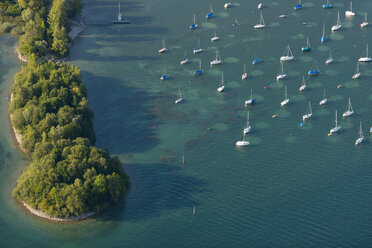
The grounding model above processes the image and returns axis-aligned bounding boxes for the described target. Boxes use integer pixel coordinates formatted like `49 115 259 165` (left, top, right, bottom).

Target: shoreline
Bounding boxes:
10 19 94 222
23 202 95 222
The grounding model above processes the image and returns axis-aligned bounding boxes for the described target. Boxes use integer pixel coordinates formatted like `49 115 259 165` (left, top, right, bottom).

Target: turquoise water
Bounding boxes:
2 0 372 247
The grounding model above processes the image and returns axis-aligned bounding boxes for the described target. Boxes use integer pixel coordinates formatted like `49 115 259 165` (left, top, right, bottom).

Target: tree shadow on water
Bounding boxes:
94 162 208 224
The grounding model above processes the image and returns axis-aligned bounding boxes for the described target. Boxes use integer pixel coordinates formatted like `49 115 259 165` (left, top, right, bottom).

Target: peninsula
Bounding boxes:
1 0 128 220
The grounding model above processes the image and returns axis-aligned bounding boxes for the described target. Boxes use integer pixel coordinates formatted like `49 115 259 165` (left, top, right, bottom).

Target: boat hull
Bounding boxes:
308 70 320 76
331 25 341 31
358 57 372 62
236 141 250 146
330 126 341 134
319 99 328 105
280 56 294 61
245 99 256 105
294 5 303 10
302 47 311 52
343 111 353 117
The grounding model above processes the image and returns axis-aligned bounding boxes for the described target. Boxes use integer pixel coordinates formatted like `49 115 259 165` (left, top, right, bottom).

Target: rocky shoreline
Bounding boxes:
23 202 95 222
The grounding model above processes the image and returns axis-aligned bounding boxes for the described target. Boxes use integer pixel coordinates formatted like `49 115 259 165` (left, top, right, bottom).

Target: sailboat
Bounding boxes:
322 0 332 9
224 3 232 9
276 62 287 80
236 133 250 147
194 60 203 75
302 101 313 120
211 31 220 42
189 14 198 29
175 88 183 104
193 39 203 54
302 36 311 52
180 50 189 65
113 3 130 24
158 40 167 53
217 73 225 92
160 65 168 80
343 98 354 117
294 0 303 10
319 89 328 105
210 49 222 66
329 110 341 134
361 13 369 27
299 75 307 92
308 60 320 76
244 111 252 134
254 11 266 29
345 2 355 17
325 50 334 64
280 44 295 61
355 121 365 145
258 3 263 9
358 44 372 62
331 11 342 31
232 18 240 27
352 62 361 79
241 64 248 79
280 85 290 106
245 89 255 105
206 5 214 19
252 58 260 65
321 23 326 43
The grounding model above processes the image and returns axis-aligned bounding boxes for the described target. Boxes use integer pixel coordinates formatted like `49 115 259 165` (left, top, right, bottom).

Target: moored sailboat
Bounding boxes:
280 85 290 106
211 31 220 42
175 88 183 104
180 50 189 65
361 13 369 27
254 11 266 29
302 36 311 52
242 64 248 79
308 60 320 76
217 73 225 92
329 110 341 134
322 0 332 9
236 133 250 147
206 5 214 19
294 0 303 10
325 50 334 64
276 62 287 80
321 23 327 43
343 98 354 117
210 49 222 66
280 44 295 61
245 89 255 105
158 40 167 53
193 39 203 54
302 101 313 120
358 44 372 62
189 14 198 29
244 111 252 134
319 89 328 105
299 75 307 92
331 11 342 31
194 60 203 75
352 62 361 79
160 65 168 80
355 121 365 145
345 1 355 17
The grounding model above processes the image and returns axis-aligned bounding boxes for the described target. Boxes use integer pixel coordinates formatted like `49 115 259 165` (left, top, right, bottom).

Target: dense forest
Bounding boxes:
4 0 128 218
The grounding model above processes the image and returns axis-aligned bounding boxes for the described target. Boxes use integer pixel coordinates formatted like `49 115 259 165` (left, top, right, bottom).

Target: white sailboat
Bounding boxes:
329 110 341 134
352 62 361 79
358 44 372 62
258 3 263 9
158 40 167 53
361 13 369 27
342 98 354 117
180 50 189 65
355 121 365 145
224 3 232 9
254 11 266 29
302 101 313 120
280 85 290 106
299 75 307 92
345 1 355 17
211 31 220 42
113 3 130 24
331 11 342 31
193 39 203 54
241 64 248 80
236 133 250 147
280 44 295 61
210 49 222 66
245 89 255 105
175 88 183 104
217 73 225 92
244 111 252 134
276 62 287 80
319 89 328 105
325 50 334 64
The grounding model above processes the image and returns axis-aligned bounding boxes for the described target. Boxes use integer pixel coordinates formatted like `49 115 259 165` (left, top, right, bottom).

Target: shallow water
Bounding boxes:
1 0 372 247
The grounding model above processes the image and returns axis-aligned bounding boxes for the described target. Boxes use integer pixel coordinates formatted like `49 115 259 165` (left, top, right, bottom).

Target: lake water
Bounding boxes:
1 0 372 247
